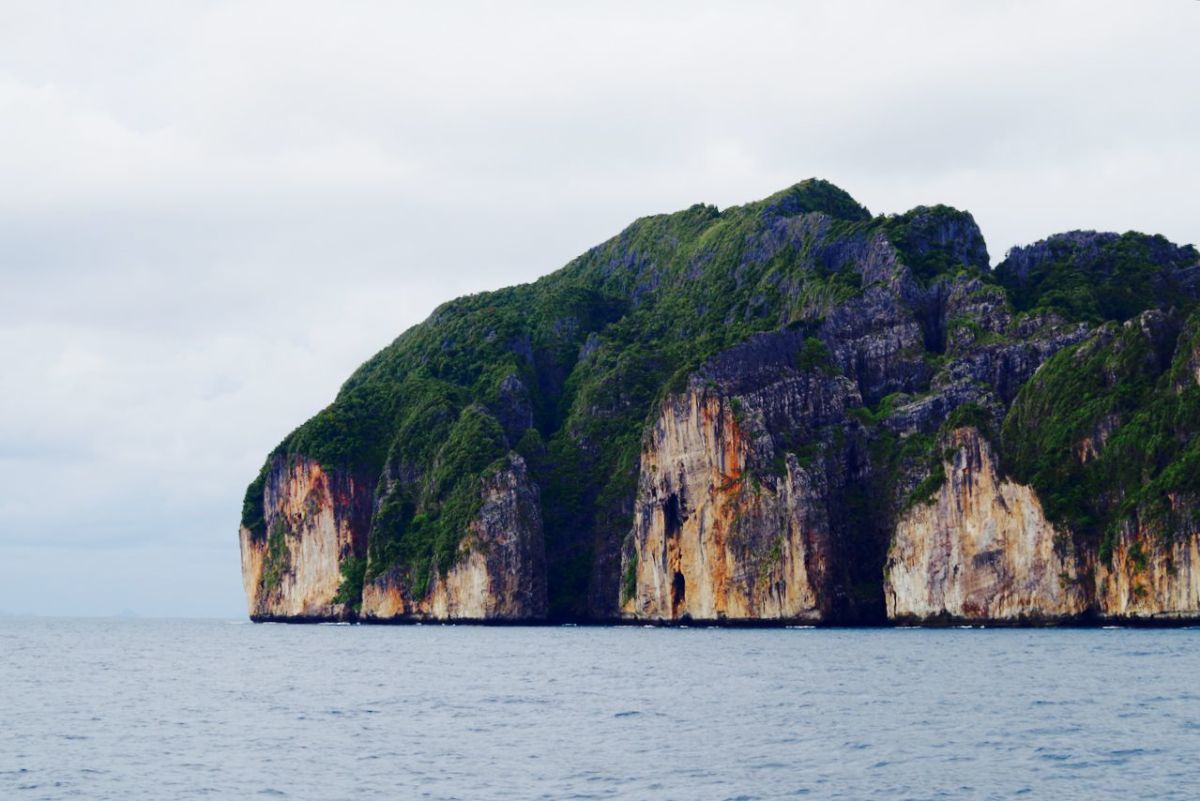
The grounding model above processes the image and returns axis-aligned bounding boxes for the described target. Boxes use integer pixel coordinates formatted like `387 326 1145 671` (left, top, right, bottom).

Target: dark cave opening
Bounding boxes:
664 493 682 539
671 571 686 615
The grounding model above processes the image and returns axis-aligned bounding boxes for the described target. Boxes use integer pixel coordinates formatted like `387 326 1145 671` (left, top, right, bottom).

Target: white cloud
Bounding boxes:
0 0 1197 616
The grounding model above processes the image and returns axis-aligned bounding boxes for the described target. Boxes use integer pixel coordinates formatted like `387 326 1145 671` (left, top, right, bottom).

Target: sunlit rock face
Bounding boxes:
240 456 372 620
621 370 851 623
885 428 1087 623
1095 519 1200 621
360 455 547 621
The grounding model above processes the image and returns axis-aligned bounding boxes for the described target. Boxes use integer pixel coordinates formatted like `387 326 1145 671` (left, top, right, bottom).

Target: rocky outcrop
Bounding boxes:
885 428 1087 622
820 283 931 405
1177 330 1200 391
1096 522 1200 621
360 455 546 621
239 455 372 620
621 366 853 622
1073 414 1121 464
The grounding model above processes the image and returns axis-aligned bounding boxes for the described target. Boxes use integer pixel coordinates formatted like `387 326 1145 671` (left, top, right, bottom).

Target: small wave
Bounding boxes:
1108 748 1149 757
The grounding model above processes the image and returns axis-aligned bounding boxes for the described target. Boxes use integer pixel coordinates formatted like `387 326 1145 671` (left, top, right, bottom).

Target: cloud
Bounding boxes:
0 0 1196 616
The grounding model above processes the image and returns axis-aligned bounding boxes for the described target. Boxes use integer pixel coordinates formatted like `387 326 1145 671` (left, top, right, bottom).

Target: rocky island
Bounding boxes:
239 180 1200 625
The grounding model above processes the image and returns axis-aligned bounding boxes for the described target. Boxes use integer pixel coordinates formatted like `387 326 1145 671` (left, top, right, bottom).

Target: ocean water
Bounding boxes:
2 620 1199 800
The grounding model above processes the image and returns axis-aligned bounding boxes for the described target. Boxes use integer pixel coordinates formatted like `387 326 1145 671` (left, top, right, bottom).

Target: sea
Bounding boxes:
2 618 1198 800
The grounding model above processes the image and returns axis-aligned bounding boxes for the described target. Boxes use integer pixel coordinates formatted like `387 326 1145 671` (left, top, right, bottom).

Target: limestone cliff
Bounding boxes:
621 383 838 622
1095 523 1200 621
239 455 372 620
360 455 546 621
885 428 1087 623
1087 331 1200 616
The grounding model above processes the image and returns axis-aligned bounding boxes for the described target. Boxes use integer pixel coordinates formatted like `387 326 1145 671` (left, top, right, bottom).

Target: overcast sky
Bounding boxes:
1 1 1197 618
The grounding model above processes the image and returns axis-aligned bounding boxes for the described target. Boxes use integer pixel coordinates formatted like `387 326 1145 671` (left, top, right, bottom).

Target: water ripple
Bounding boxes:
2 620 1200 800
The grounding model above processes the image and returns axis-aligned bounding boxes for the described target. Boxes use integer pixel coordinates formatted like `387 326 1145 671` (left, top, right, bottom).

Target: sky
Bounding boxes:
1 1 1197 618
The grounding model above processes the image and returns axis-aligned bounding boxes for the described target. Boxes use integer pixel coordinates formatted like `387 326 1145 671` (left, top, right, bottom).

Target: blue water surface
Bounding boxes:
2 619 1198 800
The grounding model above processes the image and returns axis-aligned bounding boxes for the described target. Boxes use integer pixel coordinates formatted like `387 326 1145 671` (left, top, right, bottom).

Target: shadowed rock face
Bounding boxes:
885 428 1087 623
360 455 546 621
239 180 1200 625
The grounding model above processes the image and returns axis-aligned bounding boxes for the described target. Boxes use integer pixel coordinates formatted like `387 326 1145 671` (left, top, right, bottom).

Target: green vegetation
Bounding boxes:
621 548 638 605
880 404 998 513
366 404 510 595
907 460 947 509
795 336 833 372
240 460 270 540
1128 540 1149 573
754 179 872 222
261 519 290 593
848 393 906 426
943 402 997 442
332 555 367 611
1002 312 1200 555
881 205 991 285
996 232 1198 324
762 536 784 573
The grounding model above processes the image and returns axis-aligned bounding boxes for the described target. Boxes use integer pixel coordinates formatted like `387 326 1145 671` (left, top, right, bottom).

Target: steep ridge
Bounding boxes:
238 180 1200 624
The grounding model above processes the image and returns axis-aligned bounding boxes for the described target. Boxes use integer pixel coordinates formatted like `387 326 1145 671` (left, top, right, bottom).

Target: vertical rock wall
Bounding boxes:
360 455 547 621
1095 522 1200 620
885 428 1087 622
622 387 833 622
239 455 372 620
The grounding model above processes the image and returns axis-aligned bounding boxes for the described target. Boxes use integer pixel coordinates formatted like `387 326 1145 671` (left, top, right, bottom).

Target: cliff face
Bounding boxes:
360 455 547 621
239 179 1200 625
239 455 372 620
1089 329 1200 619
886 428 1086 622
1095 521 1200 620
622 383 839 622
